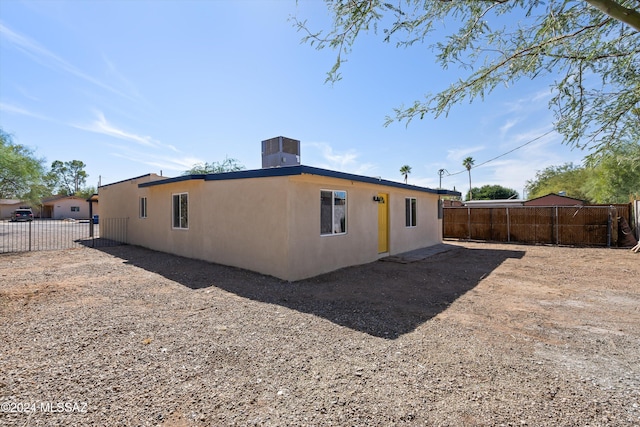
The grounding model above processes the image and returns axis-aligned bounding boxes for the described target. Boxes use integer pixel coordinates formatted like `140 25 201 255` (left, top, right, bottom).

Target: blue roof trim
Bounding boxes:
100 173 159 188
138 174 206 187
139 165 461 196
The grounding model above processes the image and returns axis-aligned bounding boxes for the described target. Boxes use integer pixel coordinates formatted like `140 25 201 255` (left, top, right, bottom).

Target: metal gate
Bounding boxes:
0 218 128 253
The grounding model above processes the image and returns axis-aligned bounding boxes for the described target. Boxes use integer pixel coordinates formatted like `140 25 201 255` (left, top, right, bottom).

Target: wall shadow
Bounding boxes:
96 245 524 339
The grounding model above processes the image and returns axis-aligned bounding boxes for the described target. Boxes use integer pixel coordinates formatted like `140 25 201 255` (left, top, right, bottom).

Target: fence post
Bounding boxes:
555 206 559 245
506 207 511 243
91 219 96 248
607 206 612 248
467 207 471 240
28 220 32 251
636 200 640 241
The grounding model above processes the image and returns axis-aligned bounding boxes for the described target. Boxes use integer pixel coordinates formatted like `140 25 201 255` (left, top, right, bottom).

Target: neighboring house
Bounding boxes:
2 196 99 220
524 193 586 206
99 167 460 281
0 199 23 219
41 195 97 220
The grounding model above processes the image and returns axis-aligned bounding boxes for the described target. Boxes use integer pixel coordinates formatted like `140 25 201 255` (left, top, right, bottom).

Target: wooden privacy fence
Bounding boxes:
443 204 632 247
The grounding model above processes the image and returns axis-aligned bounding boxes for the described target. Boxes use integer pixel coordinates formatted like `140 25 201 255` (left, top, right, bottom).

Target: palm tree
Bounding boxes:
462 157 475 200
400 165 412 184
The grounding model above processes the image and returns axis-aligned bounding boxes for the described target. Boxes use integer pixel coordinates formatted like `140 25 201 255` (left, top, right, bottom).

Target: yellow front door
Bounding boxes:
377 193 389 253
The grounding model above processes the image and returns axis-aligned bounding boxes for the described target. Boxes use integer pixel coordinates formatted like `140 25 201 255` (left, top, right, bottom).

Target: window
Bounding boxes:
71 206 80 212
172 193 188 229
321 190 347 235
405 197 417 227
140 197 148 218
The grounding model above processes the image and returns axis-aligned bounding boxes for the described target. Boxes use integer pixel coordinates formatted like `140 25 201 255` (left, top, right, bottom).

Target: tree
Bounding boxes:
584 141 640 203
524 163 592 201
462 157 475 200
295 1 640 158
525 139 639 203
183 157 245 175
45 160 88 195
399 164 412 184
467 185 519 201
76 186 97 200
0 128 46 201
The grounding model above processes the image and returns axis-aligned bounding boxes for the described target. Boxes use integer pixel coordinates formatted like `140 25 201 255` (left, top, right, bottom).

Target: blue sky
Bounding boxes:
1 0 587 198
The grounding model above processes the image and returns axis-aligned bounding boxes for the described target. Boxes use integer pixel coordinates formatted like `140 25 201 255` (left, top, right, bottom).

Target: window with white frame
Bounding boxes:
320 190 347 235
172 193 188 229
71 206 80 212
140 197 148 218
405 197 417 227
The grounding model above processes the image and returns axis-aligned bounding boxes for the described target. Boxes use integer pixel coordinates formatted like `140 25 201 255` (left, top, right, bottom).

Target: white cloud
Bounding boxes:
499 119 518 137
483 159 532 188
74 110 156 147
511 126 560 153
15 85 40 102
0 22 133 101
112 154 198 173
303 141 377 175
74 110 179 153
446 145 485 162
0 102 50 121
532 88 553 103
407 176 440 189
499 88 553 117
84 113 201 176
109 144 203 175
102 54 144 102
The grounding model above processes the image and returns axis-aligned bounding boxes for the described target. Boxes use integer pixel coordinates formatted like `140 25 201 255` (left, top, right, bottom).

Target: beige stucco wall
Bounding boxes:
0 201 22 219
99 174 291 278
285 174 442 280
98 174 163 243
99 172 444 281
46 197 91 220
141 177 291 279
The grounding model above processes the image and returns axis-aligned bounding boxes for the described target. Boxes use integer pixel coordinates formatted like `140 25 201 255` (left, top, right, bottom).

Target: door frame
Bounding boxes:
377 192 389 254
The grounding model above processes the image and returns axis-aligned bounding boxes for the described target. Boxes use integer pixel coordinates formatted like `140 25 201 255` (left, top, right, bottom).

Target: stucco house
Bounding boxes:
0 199 23 219
41 195 97 220
2 196 99 220
98 166 460 281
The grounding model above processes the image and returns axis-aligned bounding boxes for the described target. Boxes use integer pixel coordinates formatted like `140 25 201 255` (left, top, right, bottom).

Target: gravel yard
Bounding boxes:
1 242 639 426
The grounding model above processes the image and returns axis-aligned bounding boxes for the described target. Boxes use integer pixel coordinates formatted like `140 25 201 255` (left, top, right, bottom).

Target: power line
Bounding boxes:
444 129 556 177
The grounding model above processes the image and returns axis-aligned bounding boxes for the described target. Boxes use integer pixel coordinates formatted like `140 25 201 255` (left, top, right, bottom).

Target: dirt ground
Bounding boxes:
1 241 639 426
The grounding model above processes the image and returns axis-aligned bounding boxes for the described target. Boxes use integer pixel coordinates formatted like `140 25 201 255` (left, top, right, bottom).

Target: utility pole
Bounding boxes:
437 169 448 188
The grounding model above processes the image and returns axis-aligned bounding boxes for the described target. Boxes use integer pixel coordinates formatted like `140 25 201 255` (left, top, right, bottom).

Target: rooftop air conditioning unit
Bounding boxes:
261 136 300 168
